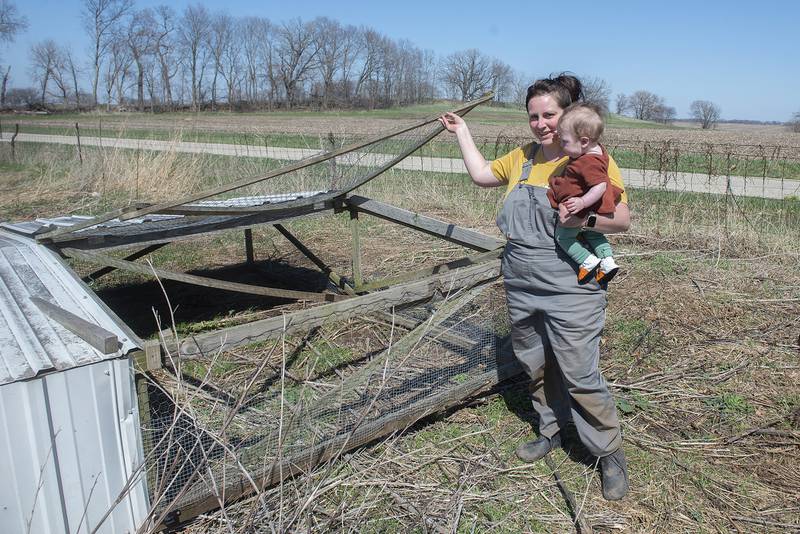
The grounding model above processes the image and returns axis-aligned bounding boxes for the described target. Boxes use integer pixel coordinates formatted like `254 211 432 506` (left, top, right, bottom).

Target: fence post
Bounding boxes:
349 209 362 289
10 123 18 160
75 122 83 164
327 131 337 187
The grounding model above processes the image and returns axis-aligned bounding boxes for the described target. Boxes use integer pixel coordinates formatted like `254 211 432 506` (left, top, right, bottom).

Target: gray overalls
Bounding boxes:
497 149 622 457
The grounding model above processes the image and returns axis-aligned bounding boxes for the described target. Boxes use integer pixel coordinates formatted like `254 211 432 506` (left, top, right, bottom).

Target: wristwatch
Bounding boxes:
585 212 597 228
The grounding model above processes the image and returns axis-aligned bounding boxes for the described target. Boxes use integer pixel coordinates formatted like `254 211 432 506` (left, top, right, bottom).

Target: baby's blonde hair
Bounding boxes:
558 103 604 142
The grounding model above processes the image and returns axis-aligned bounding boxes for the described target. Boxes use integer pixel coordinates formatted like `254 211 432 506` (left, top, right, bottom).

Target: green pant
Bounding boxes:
555 226 613 265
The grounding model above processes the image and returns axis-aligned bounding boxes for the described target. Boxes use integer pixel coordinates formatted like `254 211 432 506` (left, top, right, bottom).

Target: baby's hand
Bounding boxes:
564 197 585 214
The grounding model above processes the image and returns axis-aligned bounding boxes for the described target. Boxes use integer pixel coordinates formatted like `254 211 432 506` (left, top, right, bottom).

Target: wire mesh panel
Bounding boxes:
138 281 516 524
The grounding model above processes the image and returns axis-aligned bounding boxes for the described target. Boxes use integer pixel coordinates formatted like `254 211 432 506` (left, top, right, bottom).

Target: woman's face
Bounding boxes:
527 94 564 146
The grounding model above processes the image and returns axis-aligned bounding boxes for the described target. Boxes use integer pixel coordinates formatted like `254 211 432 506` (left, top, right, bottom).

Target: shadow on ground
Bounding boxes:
94 259 331 338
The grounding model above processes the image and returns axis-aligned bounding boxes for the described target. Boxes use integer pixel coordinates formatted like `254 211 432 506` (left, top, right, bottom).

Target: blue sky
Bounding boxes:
3 0 798 122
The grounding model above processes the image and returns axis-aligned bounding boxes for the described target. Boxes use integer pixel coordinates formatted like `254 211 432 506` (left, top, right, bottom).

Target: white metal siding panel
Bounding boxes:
0 360 149 534
0 380 64 534
113 359 150 525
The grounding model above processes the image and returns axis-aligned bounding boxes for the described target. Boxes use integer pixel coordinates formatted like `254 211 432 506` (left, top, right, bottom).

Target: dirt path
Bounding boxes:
3 132 798 200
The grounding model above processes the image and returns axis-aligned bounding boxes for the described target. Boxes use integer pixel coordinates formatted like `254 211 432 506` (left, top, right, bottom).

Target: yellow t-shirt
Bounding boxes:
490 142 629 204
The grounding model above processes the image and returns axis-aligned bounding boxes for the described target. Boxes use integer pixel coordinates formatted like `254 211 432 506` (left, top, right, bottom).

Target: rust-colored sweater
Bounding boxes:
547 145 623 217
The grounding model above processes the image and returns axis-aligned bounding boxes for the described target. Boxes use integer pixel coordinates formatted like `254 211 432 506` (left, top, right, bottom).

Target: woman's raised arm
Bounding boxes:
439 112 502 188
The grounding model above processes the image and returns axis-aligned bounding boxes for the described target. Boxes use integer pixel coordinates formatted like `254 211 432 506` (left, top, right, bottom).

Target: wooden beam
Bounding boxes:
349 209 362 289
244 229 254 264
30 296 119 354
144 339 162 370
345 195 504 252
62 248 348 303
273 224 355 295
359 248 503 292
82 243 168 282
46 198 336 251
168 259 501 357
38 94 494 242
373 311 475 350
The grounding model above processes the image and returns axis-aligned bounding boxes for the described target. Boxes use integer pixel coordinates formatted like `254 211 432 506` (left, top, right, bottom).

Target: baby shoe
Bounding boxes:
578 255 601 283
596 257 620 284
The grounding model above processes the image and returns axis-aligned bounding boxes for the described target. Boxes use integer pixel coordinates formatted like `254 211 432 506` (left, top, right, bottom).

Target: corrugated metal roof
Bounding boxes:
0 193 327 237
0 213 182 236
0 230 139 385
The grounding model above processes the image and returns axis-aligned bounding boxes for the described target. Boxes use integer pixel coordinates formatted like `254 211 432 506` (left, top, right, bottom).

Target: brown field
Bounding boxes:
1 110 799 532
8 110 800 150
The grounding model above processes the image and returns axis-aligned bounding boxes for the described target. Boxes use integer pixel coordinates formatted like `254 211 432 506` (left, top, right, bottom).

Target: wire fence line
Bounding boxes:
3 122 798 253
2 127 799 198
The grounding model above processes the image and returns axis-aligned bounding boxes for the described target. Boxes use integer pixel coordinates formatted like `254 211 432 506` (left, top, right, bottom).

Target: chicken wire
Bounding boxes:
138 281 516 522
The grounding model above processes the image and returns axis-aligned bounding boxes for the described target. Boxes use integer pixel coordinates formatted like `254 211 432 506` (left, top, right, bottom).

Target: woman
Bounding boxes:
439 73 630 500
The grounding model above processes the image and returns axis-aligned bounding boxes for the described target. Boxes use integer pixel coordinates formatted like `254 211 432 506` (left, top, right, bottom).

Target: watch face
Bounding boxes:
587 214 597 227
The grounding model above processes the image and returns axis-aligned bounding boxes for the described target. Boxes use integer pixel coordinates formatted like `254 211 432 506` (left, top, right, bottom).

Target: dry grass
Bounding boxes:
123 212 799 534
1 129 798 533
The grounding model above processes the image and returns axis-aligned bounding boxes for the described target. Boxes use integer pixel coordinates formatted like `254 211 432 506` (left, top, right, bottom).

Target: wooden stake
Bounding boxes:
75 122 83 164
244 229 254 264
30 296 119 354
273 224 355 295
349 209 362 289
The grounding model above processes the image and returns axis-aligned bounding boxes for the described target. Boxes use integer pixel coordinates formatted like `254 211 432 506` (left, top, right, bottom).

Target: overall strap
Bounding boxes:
519 143 540 184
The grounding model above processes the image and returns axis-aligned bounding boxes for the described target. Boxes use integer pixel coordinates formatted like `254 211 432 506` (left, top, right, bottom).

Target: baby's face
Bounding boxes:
558 130 585 159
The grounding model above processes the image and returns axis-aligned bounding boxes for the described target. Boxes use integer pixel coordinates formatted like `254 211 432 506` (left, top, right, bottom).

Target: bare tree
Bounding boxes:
690 99 721 129
275 18 319 109
103 38 131 110
353 28 382 106
789 111 800 133
652 104 676 124
581 76 611 114
0 0 27 43
207 12 236 110
153 5 178 110
313 17 345 109
441 49 492 101
64 48 83 109
126 8 157 111
614 93 629 115
338 24 361 102
628 90 667 121
1 0 28 107
82 0 134 107
239 17 264 105
217 18 243 110
179 4 212 111
489 59 514 103
1 65 10 107
29 40 58 105
48 46 73 106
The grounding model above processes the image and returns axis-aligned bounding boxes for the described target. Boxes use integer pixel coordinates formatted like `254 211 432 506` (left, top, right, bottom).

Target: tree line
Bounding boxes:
1 0 774 130
3 0 530 112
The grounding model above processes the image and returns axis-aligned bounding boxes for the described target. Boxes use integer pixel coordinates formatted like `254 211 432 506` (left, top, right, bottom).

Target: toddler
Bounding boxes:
548 103 623 284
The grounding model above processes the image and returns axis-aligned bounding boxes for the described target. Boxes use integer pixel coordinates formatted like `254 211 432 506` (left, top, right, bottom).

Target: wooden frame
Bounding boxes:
18 94 523 530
